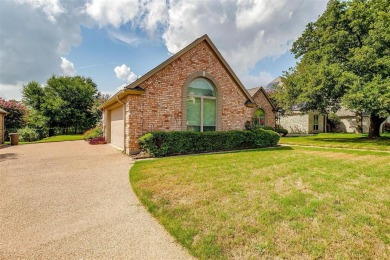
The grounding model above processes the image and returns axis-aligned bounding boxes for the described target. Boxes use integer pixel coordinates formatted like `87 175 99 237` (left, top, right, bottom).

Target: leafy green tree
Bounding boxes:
22 81 45 110
0 97 27 130
22 76 99 133
275 0 390 138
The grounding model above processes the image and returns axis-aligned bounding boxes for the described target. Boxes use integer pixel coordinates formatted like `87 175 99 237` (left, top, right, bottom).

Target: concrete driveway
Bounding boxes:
0 141 192 259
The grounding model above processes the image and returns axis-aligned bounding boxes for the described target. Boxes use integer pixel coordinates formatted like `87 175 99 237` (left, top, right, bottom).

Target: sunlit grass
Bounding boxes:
131 146 390 259
280 133 390 151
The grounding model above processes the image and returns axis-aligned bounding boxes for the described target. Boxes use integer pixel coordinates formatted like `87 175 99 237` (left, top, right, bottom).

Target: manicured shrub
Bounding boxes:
276 127 288 136
83 126 103 140
17 127 40 142
139 129 280 157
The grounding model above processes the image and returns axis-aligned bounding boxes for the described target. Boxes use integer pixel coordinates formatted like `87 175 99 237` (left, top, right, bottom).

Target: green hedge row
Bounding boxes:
139 129 280 157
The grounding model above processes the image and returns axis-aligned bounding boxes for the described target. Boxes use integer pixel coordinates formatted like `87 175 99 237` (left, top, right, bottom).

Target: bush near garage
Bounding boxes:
139 129 280 157
83 126 103 140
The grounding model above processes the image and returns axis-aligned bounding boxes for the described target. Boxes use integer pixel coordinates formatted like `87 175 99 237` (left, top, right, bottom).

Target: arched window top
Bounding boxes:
188 78 216 97
255 108 265 117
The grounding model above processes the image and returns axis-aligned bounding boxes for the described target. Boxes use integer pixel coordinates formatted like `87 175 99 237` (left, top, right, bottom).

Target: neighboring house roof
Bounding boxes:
247 87 261 96
100 34 255 109
266 76 282 90
0 108 8 114
336 106 356 117
247 86 277 111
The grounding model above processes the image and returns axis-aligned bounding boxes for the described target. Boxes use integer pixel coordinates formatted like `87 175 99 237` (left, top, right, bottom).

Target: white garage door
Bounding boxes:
110 106 124 149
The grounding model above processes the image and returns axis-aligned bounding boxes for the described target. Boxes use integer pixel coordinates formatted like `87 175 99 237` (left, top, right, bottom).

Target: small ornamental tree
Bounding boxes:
0 97 27 130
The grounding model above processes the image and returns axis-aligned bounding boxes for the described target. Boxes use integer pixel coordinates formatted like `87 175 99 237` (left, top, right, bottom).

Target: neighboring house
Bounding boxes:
99 35 275 154
0 108 7 144
279 110 327 134
261 77 372 134
336 106 370 133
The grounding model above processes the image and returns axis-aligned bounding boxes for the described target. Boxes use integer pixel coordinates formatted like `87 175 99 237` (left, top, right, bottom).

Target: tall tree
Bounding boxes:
22 76 99 132
275 0 390 138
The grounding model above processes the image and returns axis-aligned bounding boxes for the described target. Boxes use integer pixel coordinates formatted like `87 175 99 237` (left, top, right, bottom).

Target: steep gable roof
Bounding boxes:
247 87 261 96
100 34 255 109
0 108 8 114
249 86 277 111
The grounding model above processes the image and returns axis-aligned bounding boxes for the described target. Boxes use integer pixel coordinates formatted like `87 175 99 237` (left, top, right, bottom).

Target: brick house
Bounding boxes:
0 108 7 144
99 34 276 154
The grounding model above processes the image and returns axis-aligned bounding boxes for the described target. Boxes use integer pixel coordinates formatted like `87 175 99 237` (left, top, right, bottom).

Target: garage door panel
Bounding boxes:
110 106 124 149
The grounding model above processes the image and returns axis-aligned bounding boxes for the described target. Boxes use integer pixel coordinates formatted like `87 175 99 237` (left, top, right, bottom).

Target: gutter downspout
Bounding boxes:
117 95 126 153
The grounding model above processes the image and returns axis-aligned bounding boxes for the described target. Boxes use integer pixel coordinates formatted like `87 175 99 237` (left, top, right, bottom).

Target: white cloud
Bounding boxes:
162 0 327 86
1 0 328 100
14 0 65 22
108 29 140 46
60 57 76 76
114 64 137 83
242 71 274 89
114 64 131 80
0 0 86 86
85 0 139 27
0 82 24 101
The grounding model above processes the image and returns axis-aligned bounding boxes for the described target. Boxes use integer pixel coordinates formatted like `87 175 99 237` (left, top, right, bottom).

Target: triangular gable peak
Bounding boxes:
100 34 255 109
251 86 277 111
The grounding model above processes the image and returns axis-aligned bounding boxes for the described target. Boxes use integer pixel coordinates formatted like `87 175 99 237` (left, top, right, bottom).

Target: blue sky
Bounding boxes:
0 0 327 100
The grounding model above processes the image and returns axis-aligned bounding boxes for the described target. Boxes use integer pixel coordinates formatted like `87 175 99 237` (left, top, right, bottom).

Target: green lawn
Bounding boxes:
131 147 390 259
5 134 84 145
280 133 390 151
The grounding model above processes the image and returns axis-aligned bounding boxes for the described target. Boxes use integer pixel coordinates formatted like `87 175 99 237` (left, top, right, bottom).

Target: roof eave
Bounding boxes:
98 88 145 109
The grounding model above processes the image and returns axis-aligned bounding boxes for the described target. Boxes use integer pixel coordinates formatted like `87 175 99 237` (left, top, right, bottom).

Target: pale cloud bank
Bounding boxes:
0 0 327 100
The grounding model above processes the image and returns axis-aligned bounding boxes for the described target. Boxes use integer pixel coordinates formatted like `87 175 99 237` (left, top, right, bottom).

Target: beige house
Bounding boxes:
280 111 327 134
0 108 7 144
263 77 371 134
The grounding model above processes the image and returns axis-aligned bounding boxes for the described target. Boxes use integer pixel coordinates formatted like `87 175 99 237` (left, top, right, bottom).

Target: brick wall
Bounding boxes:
125 41 253 152
251 90 275 128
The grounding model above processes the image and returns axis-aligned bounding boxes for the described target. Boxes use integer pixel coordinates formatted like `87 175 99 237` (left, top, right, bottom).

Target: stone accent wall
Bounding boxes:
338 115 370 133
125 41 253 152
0 114 4 144
280 113 309 133
362 116 370 133
251 90 275 128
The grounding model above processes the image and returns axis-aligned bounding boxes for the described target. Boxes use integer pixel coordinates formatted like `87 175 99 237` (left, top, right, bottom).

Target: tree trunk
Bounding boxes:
368 114 385 138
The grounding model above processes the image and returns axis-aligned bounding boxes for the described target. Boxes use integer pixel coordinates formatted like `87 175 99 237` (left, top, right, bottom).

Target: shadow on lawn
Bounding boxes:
311 137 390 147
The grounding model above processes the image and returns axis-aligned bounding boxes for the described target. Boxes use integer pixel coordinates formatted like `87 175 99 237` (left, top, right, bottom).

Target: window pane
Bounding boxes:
188 78 215 97
203 126 216 132
203 98 216 126
187 97 201 126
188 125 201 132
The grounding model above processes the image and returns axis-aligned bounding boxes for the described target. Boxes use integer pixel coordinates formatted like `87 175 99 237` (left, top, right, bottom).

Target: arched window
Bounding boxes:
255 108 266 127
187 78 216 132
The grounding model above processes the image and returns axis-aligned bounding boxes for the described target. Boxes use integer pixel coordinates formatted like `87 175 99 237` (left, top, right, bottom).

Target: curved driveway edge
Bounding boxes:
0 141 193 259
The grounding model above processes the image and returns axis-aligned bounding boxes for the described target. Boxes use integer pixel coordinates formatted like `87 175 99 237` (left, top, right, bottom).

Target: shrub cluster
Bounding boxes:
17 127 40 142
244 120 288 136
139 129 280 157
83 126 103 140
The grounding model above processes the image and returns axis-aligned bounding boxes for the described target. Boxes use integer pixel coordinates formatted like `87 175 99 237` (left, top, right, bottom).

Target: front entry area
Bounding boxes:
110 106 124 149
